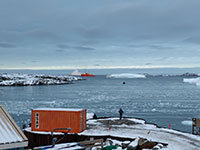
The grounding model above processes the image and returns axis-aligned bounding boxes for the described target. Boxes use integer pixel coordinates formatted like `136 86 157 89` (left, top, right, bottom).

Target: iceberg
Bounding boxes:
106 73 146 79
183 77 200 86
181 120 193 126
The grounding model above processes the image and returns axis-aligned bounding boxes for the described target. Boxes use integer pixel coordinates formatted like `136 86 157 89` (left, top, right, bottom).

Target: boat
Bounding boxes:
71 70 81 76
81 73 95 77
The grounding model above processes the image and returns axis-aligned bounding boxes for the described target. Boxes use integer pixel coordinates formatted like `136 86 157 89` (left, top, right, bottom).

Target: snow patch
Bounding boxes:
128 118 145 124
128 137 139 148
87 113 94 120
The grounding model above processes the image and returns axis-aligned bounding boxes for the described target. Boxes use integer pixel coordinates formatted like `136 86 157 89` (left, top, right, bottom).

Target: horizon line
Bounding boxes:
0 65 200 70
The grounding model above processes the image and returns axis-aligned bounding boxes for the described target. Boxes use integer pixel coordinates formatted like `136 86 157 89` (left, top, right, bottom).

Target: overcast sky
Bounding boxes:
1 0 200 69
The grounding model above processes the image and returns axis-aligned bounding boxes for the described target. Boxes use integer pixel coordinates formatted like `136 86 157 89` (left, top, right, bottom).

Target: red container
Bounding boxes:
31 108 86 133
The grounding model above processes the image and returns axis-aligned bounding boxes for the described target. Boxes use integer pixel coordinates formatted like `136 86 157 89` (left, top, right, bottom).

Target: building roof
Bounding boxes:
33 108 84 111
0 105 28 149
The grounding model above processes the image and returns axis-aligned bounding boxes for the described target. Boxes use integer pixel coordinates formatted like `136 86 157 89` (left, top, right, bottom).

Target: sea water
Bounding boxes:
0 69 200 133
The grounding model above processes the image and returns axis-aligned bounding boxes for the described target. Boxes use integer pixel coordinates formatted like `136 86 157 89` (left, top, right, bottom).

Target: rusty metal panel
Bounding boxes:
194 118 200 127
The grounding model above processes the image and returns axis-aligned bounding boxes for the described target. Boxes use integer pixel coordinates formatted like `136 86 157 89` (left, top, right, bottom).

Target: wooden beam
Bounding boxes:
79 139 104 149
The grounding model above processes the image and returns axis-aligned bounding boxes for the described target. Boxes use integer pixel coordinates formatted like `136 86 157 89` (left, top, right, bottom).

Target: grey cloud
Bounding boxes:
84 0 200 43
0 0 200 68
128 44 173 50
128 45 144 48
145 63 152 65
75 26 110 40
184 37 200 44
148 45 173 50
157 57 170 61
57 44 70 49
80 39 100 45
25 29 60 41
0 30 25 43
55 49 66 53
56 44 95 51
0 42 16 48
0 29 60 44
73 46 95 51
94 64 100 66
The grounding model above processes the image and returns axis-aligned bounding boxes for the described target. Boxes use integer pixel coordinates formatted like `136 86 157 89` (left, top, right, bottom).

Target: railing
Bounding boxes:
51 128 71 147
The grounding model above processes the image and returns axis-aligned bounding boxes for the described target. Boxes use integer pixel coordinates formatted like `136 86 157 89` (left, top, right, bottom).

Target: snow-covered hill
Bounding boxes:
0 73 82 86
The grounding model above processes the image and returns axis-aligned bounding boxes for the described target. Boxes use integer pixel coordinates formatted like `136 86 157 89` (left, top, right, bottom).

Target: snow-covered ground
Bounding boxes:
0 73 82 86
26 117 200 150
81 117 200 150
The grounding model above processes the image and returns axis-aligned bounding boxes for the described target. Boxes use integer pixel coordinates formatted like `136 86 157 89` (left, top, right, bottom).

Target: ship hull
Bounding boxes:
81 73 95 77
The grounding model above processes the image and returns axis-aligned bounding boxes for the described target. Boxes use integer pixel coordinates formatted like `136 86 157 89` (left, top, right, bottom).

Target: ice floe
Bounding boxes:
181 120 193 126
183 77 200 86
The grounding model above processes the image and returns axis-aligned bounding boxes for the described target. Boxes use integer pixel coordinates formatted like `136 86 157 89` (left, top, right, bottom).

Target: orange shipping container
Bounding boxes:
31 108 86 133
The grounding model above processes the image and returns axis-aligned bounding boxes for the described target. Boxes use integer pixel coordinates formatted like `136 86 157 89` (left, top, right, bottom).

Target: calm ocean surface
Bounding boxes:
0 69 200 133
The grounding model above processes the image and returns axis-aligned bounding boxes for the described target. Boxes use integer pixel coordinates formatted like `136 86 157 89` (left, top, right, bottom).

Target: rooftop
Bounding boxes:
32 108 85 111
0 105 28 149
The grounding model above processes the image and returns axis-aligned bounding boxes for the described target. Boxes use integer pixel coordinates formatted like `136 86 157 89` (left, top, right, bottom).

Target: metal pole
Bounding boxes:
51 128 71 147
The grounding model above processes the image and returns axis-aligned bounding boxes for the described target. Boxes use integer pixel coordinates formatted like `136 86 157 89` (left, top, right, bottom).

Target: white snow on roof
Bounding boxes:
0 106 27 145
24 127 64 135
33 108 84 111
0 117 22 144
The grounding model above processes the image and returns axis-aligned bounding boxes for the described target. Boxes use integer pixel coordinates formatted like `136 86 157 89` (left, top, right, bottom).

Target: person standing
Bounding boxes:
119 108 124 120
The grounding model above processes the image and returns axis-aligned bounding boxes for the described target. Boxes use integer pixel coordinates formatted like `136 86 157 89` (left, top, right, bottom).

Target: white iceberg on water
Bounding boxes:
106 73 146 79
183 77 200 86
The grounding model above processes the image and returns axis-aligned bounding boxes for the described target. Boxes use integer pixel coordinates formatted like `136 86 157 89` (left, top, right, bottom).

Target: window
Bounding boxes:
35 112 39 128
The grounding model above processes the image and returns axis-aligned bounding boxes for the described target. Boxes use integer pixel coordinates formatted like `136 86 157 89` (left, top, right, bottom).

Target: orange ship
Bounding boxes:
81 72 95 77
